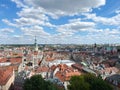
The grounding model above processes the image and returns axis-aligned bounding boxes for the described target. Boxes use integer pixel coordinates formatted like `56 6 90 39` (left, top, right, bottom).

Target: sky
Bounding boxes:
0 0 120 44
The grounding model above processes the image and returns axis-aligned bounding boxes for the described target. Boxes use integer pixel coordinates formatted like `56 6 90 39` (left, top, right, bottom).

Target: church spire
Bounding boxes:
34 36 38 51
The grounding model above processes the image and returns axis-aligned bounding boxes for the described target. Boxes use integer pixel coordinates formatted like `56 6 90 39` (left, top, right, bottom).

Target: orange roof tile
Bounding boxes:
55 64 81 82
0 57 22 64
36 66 49 73
0 66 13 85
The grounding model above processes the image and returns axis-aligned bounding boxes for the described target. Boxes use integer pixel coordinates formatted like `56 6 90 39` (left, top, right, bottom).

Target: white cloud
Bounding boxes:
115 9 120 14
2 19 17 27
21 25 50 37
17 7 48 21
83 13 120 26
2 7 55 28
12 0 106 18
2 0 120 44
56 18 96 36
11 0 27 8
1 28 14 33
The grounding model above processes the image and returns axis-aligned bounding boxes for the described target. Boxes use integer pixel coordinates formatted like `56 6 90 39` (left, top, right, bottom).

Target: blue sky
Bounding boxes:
0 0 120 44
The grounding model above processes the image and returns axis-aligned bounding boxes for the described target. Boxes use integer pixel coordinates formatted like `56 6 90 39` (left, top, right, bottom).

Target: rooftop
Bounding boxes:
0 66 13 85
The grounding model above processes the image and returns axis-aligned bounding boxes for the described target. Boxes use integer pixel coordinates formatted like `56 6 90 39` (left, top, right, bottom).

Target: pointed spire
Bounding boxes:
34 36 38 51
35 36 37 44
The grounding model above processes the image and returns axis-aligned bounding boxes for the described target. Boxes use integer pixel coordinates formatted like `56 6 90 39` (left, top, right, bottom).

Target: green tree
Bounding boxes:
67 74 113 90
68 76 89 90
84 74 113 90
23 75 62 90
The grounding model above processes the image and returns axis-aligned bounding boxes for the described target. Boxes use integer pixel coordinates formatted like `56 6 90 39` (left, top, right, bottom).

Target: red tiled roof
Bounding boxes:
0 58 6 63
9 57 22 64
36 66 49 73
0 66 13 85
55 72 65 82
0 57 22 64
11 64 19 71
55 64 81 81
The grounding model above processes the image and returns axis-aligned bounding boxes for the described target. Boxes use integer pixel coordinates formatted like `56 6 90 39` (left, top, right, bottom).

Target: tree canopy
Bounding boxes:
68 75 89 90
67 74 113 90
23 75 63 90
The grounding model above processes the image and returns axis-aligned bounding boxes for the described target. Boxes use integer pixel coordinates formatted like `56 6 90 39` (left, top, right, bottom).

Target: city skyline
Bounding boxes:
0 0 120 44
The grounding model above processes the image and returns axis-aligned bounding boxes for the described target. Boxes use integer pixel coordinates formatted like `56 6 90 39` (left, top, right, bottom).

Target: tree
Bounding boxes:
23 75 62 90
67 74 113 90
84 74 113 90
68 76 89 90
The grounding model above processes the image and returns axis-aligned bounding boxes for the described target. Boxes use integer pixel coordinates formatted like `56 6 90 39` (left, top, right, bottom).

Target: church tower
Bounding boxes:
34 36 38 51
32 36 39 68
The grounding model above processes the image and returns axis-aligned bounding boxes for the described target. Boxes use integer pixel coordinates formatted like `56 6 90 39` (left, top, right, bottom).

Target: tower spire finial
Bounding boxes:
35 36 37 44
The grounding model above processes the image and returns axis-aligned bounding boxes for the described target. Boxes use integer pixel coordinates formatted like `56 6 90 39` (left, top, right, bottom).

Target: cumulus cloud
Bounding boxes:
12 0 105 18
56 18 96 36
11 0 27 8
2 0 120 44
17 7 48 21
1 28 14 33
2 19 17 27
83 13 120 26
2 7 54 28
21 25 50 37
85 30 120 44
